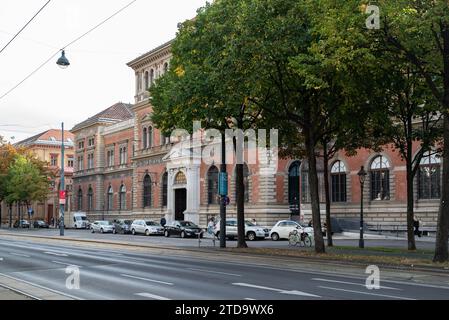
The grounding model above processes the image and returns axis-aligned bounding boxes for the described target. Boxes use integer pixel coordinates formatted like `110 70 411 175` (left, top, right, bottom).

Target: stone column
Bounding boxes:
166 169 175 222
184 165 200 225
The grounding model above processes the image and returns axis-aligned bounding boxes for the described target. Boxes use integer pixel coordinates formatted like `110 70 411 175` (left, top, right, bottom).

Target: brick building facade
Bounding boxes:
71 40 442 229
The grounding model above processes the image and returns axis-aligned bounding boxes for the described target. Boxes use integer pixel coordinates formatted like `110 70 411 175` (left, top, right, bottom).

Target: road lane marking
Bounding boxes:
318 286 415 300
244 298 256 300
44 252 68 257
121 274 173 286
9 253 30 258
312 278 401 290
188 268 241 277
52 261 81 268
135 292 171 300
0 273 83 300
232 282 320 297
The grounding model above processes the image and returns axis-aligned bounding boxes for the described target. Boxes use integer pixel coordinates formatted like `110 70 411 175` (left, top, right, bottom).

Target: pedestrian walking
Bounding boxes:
414 216 422 237
51 217 55 228
160 216 167 227
252 218 257 226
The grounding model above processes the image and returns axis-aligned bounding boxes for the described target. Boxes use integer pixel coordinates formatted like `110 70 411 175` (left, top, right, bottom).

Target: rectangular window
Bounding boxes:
87 153 94 169
50 154 58 166
88 137 95 147
77 156 84 171
370 170 390 200
419 166 441 199
67 158 74 168
78 140 84 150
120 146 127 165
107 150 114 167
331 174 347 202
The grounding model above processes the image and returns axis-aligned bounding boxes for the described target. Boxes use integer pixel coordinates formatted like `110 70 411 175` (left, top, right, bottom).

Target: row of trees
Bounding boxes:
149 0 449 261
0 138 52 226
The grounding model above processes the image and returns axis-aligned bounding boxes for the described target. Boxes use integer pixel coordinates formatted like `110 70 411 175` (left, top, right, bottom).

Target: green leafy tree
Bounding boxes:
151 1 268 248
367 0 449 261
5 154 51 224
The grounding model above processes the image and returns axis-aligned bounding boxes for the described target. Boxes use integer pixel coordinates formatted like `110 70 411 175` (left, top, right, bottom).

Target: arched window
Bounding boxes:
77 188 83 211
107 186 113 210
142 127 147 149
331 161 347 202
234 164 250 203
207 166 219 204
144 71 149 89
419 151 441 199
119 185 126 210
87 187 93 211
174 172 187 185
163 62 168 73
288 161 301 206
143 175 152 207
137 72 142 91
370 155 390 200
148 126 153 148
162 172 168 207
150 69 154 85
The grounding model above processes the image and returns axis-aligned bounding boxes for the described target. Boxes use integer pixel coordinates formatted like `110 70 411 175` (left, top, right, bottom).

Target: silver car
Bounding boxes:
131 220 164 236
91 221 114 234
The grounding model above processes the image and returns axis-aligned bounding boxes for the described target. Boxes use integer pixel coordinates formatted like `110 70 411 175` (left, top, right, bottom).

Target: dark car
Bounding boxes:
164 221 203 238
33 220 49 228
113 219 133 234
13 220 30 228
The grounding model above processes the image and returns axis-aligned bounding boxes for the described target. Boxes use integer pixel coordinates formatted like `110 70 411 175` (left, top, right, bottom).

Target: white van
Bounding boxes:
64 212 89 229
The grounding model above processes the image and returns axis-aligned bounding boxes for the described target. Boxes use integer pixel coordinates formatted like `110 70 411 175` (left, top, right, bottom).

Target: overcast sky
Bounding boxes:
0 0 207 143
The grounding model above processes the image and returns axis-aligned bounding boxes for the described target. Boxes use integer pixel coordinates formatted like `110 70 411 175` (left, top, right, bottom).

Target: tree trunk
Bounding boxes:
236 163 247 248
304 127 325 253
0 201 2 228
323 143 333 247
434 112 449 262
434 24 449 262
235 118 247 248
9 203 12 228
406 143 416 251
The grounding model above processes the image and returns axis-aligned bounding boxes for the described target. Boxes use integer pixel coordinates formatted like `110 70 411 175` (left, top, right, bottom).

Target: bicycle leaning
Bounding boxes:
288 227 312 247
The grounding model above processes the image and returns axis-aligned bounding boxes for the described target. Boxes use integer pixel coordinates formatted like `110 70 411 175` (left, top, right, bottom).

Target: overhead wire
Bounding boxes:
0 0 52 55
0 0 138 102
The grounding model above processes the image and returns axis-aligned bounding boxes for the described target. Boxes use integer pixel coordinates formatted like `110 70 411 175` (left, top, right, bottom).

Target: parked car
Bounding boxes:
213 218 270 241
269 220 313 241
91 221 114 233
33 220 49 228
164 221 203 238
113 219 133 234
130 220 164 236
13 220 30 228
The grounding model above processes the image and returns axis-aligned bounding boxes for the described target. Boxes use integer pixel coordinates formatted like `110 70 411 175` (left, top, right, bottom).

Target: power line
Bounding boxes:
0 0 138 102
0 0 52 55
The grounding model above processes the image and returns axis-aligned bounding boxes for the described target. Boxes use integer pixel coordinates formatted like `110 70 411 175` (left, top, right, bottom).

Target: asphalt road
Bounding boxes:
0 237 448 300
1 228 437 250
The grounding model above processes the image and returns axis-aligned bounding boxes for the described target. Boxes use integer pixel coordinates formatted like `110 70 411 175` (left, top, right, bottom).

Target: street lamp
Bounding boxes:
56 51 69 236
358 166 367 248
56 50 70 69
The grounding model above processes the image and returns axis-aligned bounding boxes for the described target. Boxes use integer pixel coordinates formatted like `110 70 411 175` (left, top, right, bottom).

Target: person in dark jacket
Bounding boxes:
413 216 422 237
160 217 167 227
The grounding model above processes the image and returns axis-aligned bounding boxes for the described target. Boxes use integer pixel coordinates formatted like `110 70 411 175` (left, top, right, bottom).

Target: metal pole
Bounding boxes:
219 131 227 248
60 122 65 236
359 182 364 248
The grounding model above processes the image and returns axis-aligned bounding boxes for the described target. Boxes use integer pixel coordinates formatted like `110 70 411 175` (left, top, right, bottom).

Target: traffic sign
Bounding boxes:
218 172 228 196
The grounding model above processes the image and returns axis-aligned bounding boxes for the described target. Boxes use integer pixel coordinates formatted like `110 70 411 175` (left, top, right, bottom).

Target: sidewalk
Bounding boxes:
0 286 32 300
335 231 436 242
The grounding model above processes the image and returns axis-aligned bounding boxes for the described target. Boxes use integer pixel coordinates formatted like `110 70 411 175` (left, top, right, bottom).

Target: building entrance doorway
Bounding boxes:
175 188 187 221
